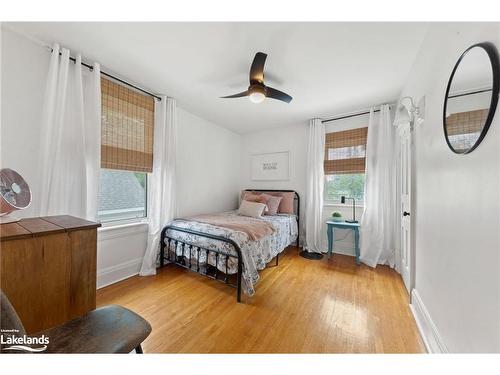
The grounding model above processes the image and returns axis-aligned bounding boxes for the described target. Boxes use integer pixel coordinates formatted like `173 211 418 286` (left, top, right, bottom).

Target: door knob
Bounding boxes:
403 211 410 216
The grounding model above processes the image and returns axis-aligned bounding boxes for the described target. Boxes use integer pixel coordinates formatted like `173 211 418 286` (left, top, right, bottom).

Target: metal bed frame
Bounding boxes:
159 190 300 302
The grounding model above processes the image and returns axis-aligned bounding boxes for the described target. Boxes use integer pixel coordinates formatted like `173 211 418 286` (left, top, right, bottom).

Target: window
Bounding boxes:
97 78 155 223
324 127 367 204
98 169 147 222
325 173 365 202
446 108 488 153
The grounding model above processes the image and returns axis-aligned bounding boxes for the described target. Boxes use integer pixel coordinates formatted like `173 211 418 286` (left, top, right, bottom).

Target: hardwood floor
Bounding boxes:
97 247 425 353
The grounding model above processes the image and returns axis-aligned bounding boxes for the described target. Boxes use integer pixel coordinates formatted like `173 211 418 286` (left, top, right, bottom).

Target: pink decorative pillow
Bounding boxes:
241 191 295 214
243 193 268 205
262 193 282 215
263 192 294 214
242 193 269 213
241 191 257 202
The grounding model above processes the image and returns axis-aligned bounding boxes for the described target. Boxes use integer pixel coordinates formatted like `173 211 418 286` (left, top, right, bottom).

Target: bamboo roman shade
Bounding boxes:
446 109 488 136
101 78 155 173
324 127 368 175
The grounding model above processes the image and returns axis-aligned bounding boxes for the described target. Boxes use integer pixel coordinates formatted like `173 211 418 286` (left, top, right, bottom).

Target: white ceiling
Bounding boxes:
7 22 428 134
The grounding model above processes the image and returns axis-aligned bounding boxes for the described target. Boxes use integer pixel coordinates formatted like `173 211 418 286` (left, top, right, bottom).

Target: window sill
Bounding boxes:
324 203 365 209
99 218 148 230
98 220 149 242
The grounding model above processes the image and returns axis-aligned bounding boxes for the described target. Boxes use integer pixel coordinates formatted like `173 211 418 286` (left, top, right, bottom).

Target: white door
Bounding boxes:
399 122 412 294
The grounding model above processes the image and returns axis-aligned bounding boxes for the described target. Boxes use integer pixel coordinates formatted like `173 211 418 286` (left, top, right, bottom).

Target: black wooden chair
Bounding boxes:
0 290 151 354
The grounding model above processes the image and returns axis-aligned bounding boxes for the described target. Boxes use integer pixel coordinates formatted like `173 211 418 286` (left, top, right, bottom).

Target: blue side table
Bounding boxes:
326 220 360 265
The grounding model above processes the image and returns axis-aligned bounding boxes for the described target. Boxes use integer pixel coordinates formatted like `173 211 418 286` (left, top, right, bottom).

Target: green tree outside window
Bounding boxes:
325 173 365 203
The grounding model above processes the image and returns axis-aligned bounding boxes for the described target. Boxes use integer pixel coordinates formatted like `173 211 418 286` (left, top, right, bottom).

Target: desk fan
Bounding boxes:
0 168 32 224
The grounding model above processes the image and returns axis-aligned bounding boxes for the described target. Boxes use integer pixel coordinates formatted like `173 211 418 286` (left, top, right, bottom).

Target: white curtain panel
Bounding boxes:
360 105 396 267
38 44 101 220
304 118 325 253
140 97 177 276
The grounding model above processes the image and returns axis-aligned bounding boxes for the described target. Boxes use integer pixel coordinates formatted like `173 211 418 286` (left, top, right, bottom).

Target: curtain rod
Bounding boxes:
322 103 395 124
52 49 162 101
448 88 492 99
322 109 380 123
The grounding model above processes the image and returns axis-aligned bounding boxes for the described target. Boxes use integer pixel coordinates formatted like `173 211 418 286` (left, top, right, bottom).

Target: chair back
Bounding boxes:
1 290 26 339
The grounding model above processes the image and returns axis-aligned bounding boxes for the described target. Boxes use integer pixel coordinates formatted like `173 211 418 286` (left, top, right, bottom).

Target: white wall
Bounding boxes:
0 27 241 288
176 108 241 217
240 123 308 241
0 28 49 218
402 23 500 353
97 223 149 288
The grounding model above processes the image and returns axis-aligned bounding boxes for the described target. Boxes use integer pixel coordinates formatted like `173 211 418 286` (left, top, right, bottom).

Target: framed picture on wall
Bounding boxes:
251 151 290 181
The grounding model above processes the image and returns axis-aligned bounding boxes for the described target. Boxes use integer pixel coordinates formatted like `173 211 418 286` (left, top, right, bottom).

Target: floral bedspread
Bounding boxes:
163 211 298 296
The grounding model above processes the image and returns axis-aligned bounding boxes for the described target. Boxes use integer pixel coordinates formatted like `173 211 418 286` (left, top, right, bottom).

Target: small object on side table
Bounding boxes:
326 220 360 265
340 196 358 223
331 211 343 222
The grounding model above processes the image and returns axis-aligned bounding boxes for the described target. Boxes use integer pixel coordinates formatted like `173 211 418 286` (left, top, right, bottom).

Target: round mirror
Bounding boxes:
443 42 500 154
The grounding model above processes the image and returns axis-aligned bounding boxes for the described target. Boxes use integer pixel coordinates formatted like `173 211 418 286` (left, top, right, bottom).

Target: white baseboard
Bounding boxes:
97 257 143 289
410 289 448 353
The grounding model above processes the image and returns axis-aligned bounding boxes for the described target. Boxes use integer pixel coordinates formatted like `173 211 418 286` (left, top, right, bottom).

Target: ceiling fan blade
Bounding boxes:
266 86 293 103
249 52 267 84
220 90 249 99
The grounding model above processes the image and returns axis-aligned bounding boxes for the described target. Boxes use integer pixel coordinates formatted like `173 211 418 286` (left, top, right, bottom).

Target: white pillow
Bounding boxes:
238 200 266 218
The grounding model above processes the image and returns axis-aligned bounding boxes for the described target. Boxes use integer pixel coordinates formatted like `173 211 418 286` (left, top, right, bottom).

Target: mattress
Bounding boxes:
163 211 298 296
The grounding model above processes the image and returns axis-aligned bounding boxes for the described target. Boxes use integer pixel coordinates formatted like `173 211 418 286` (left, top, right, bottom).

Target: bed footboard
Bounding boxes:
160 225 243 302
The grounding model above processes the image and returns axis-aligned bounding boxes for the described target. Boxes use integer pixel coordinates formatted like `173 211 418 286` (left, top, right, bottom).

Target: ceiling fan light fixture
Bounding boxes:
249 91 266 104
248 85 266 104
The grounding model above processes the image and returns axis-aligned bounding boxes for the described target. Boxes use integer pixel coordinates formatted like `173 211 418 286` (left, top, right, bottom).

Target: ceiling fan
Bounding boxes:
221 52 293 104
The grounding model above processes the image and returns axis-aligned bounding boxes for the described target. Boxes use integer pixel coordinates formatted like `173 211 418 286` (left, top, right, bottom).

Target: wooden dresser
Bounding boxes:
0 215 101 334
